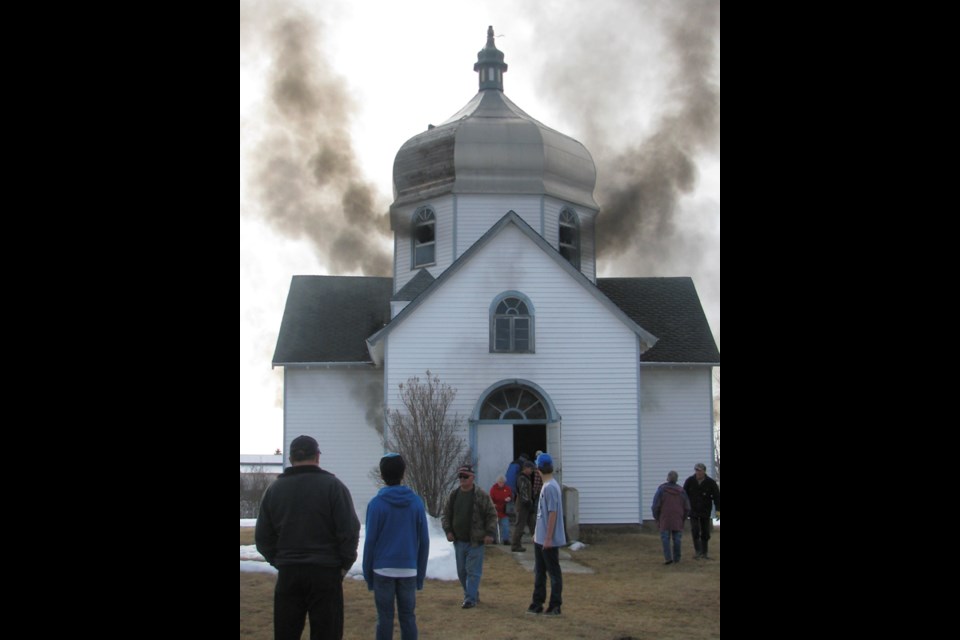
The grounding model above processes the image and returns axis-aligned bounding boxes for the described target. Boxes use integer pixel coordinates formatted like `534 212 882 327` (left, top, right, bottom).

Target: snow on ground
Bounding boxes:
240 516 460 580
240 517 716 576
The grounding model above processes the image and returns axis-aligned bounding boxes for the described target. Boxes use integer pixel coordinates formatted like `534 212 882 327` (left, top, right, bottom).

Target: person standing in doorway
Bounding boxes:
526 453 565 617
531 451 544 504
652 470 691 564
683 462 721 560
255 435 361 640
363 453 430 640
489 475 513 545
441 465 498 609
512 461 536 552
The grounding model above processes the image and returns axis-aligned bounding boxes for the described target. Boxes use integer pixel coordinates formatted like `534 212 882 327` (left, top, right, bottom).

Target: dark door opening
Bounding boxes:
513 424 546 462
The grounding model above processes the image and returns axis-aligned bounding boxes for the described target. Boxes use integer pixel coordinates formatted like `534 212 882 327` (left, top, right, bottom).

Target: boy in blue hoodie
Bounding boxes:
363 453 430 640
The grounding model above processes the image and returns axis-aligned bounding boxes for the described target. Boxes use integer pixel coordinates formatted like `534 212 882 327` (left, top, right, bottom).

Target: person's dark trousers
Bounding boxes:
690 516 712 557
512 505 535 550
274 565 344 640
532 544 563 609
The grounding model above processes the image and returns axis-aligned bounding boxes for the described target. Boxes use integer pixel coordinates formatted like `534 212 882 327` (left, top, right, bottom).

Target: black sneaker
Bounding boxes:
512 547 527 552
461 600 476 609
663 560 673 565
526 604 543 615
544 606 562 616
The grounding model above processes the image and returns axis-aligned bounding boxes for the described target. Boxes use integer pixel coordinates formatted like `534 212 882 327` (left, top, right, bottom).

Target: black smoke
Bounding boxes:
521 1 720 339
243 1 391 276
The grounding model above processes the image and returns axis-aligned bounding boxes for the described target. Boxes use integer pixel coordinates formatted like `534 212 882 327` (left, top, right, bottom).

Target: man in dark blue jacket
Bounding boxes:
256 435 361 640
683 462 721 560
363 453 430 640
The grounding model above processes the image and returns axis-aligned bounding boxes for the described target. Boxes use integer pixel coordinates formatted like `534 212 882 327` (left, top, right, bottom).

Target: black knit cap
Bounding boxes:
380 453 406 485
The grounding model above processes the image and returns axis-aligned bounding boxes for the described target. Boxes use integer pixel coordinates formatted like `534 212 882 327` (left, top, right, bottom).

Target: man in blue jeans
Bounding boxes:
441 464 498 609
652 470 691 564
526 453 566 617
363 453 430 640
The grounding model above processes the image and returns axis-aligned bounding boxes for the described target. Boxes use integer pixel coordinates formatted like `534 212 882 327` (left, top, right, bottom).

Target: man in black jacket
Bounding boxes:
683 462 721 560
256 435 361 640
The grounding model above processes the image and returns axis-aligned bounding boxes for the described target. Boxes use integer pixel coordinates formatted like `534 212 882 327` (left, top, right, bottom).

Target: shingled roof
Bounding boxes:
273 275 718 366
392 269 435 301
597 278 720 364
272 276 393 365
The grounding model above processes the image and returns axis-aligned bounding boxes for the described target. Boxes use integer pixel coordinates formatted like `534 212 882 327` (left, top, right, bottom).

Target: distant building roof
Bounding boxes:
240 455 283 465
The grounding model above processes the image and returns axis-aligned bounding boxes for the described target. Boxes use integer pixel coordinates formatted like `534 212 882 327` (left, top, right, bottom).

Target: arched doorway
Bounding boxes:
470 381 560 493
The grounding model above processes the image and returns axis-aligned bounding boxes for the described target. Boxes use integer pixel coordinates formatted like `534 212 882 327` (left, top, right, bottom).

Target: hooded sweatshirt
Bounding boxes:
362 485 430 590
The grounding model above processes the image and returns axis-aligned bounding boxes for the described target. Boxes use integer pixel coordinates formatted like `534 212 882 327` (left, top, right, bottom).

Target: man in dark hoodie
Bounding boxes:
255 435 361 640
363 453 430 640
652 470 691 564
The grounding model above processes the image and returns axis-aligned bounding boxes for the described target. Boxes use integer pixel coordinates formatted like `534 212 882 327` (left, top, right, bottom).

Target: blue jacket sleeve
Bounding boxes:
651 486 663 520
417 498 430 590
363 500 379 589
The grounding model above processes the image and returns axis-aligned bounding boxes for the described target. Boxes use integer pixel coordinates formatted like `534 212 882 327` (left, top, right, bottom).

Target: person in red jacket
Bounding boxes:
489 475 513 545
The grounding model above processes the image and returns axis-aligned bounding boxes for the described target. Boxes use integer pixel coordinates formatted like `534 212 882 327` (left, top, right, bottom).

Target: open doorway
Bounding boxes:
513 424 546 461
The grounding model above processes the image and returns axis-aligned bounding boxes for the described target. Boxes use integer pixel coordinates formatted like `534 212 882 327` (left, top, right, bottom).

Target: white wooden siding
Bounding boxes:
396 195 596 292
284 367 385 524
543 197 598 282
384 223 641 523
455 195 543 256
394 196 455 293
639 367 715 521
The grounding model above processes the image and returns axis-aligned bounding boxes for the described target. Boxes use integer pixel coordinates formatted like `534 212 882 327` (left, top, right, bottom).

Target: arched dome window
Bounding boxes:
480 384 547 421
559 208 580 270
490 292 534 353
412 207 436 268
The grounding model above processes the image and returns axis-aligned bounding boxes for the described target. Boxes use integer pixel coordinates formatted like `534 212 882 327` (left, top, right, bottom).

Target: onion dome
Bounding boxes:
392 26 598 210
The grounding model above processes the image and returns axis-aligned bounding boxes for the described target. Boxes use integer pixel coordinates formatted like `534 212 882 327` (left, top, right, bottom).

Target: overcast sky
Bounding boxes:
240 0 720 454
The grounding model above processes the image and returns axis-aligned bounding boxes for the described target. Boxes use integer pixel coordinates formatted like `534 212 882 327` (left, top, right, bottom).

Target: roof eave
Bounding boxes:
639 361 721 367
272 361 378 369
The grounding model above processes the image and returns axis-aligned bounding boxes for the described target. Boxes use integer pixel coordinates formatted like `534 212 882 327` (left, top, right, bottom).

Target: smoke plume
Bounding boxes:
245 2 391 276
596 4 720 263
523 1 720 337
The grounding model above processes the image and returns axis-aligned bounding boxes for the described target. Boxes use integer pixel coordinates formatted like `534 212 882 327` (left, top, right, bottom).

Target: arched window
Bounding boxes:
559 208 580 269
490 292 534 353
412 207 436 268
480 384 547 420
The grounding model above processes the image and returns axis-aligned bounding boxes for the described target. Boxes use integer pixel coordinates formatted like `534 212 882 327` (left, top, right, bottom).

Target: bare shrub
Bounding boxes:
383 371 470 517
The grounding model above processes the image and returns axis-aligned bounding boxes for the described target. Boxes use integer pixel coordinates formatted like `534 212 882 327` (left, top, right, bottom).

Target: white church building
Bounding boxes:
272 28 719 525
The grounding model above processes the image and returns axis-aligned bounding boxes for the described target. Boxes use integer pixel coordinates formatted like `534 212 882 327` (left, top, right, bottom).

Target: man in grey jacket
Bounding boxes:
256 435 361 640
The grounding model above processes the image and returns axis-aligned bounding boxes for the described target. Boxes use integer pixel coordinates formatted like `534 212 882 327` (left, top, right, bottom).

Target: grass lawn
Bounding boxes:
240 526 720 639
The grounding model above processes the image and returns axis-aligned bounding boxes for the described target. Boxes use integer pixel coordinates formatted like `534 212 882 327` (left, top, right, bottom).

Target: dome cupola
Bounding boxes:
392 26 598 211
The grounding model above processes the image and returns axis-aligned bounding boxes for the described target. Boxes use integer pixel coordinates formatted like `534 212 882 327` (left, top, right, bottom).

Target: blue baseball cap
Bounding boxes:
536 452 553 468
